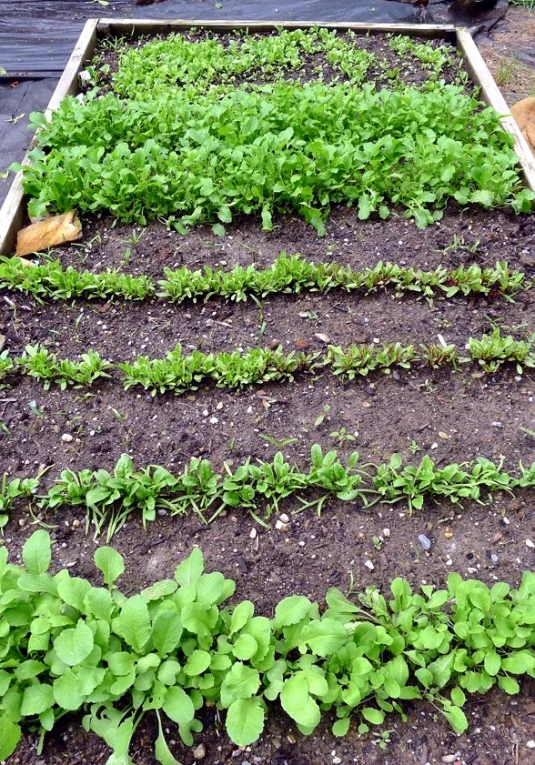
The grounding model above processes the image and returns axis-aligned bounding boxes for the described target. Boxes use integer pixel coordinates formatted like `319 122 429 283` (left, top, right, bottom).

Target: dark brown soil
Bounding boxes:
3 25 535 765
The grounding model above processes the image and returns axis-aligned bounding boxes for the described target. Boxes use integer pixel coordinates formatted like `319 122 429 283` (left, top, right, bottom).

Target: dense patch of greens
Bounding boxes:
2 446 533 538
2 531 535 764
15 29 533 231
0 254 525 303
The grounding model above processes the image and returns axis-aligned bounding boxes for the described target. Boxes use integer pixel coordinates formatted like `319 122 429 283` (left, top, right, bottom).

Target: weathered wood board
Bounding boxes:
0 19 533 256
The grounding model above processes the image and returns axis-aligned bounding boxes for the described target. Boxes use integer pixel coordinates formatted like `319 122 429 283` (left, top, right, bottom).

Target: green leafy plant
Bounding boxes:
19 345 112 390
2 531 535 764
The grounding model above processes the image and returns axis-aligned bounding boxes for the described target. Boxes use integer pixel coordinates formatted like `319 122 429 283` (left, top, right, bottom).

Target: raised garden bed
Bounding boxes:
2 19 535 765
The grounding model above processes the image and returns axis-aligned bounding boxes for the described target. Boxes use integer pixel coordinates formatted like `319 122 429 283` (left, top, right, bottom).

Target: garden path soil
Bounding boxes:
3 26 535 765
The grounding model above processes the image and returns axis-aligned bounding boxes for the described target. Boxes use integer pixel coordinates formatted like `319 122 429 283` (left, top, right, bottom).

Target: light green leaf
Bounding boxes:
155 710 183 765
226 697 265 746
20 683 54 715
450 686 466 707
54 620 94 666
152 610 183 656
94 546 125 588
221 662 260 706
57 574 92 611
274 595 313 628
184 650 211 676
113 595 151 653
361 707 384 725
230 601 254 635
0 714 21 759
302 618 348 656
175 548 204 586
498 675 520 694
280 674 320 729
332 717 350 736
108 652 136 677
53 670 85 710
22 530 51 575
163 687 195 725
233 634 258 661
443 704 468 733
484 651 501 676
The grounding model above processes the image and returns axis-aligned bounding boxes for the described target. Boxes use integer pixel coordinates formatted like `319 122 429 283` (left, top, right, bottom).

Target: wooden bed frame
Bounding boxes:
1 19 534 255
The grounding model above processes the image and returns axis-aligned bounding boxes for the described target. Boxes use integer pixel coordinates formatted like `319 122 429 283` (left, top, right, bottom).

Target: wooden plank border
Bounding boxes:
1 20 533 255
0 19 99 256
456 27 535 196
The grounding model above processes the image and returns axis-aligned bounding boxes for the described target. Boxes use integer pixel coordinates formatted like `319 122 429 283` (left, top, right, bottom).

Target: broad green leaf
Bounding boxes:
20 682 54 715
184 650 211 676
302 618 348 656
181 602 218 639
113 595 151 653
141 580 177 602
57 574 92 611
443 704 468 733
108 652 136 677
196 572 234 606
361 707 384 725
175 548 204 586
450 686 466 707
54 620 94 666
0 714 21 759
22 530 51 575
15 660 47 681
95 546 125 588
85 587 114 620
274 595 312 628
332 717 350 736
280 674 320 728
226 697 265 746
498 675 520 694
53 670 85 710
158 659 181 685
152 610 183 656
484 651 501 676
233 634 258 660
501 652 535 674
221 662 260 705
163 686 195 725
230 601 254 635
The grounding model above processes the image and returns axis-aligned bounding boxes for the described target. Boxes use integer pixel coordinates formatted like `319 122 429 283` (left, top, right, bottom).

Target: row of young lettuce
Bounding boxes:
3 24 535 765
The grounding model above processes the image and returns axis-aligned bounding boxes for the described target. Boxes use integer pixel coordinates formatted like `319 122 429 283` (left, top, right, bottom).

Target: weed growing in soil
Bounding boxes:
14 29 533 231
0 254 526 304
2 531 535 764
3 447 535 538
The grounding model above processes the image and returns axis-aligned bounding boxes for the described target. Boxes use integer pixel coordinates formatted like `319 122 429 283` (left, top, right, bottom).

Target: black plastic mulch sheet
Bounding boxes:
0 0 419 76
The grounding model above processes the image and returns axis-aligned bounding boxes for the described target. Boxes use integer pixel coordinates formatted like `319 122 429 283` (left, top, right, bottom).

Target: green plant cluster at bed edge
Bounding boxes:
1 531 535 765
14 27 533 230
2 446 534 538
0 254 526 303
2 328 535 394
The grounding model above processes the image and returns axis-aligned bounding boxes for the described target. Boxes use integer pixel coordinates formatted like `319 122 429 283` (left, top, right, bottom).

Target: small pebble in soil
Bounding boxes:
275 520 290 532
364 559 374 571
61 433 73 443
442 757 458 764
418 534 432 552
193 743 206 759
249 528 257 539
209 416 219 424
491 421 503 428
526 539 535 549
279 513 290 524
383 527 390 538
527 740 535 749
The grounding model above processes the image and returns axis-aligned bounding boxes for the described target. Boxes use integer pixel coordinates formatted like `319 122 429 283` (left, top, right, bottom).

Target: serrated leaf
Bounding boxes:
226 697 265 746
22 530 51 575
